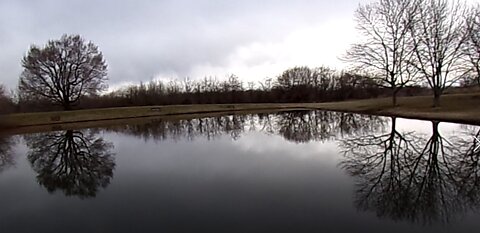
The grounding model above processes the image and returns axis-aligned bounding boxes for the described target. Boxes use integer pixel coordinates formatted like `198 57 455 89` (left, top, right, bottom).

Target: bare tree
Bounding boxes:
19 34 108 110
258 78 273 91
314 66 336 94
345 0 419 106
463 4 480 86
409 0 467 107
275 66 313 90
221 74 243 92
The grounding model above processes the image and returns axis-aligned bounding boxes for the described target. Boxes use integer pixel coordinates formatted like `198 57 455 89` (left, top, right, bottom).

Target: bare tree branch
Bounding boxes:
409 0 468 107
344 0 420 106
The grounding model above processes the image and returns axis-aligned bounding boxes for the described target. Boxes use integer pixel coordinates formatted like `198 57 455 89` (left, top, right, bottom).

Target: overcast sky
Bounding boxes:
3 0 472 91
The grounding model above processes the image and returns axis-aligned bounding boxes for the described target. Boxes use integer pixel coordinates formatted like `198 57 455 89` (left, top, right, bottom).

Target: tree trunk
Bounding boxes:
475 66 480 87
392 87 399 107
433 88 441 107
431 121 440 139
391 117 397 132
63 101 72 111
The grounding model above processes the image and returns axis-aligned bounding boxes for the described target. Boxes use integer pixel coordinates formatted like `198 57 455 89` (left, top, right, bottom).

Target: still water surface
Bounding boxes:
1 111 480 233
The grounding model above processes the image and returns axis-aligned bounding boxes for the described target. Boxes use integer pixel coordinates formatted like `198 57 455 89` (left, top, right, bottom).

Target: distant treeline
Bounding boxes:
8 66 430 113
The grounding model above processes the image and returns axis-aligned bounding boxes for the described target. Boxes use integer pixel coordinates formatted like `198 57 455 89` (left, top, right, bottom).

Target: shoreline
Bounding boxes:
1 92 479 134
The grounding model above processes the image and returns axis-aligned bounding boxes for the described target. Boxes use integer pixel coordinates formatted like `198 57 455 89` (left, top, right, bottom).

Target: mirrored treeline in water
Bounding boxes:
1 110 480 232
103 111 386 143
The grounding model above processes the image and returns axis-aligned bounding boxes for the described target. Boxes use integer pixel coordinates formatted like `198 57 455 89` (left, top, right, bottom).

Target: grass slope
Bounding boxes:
309 92 480 125
0 103 307 129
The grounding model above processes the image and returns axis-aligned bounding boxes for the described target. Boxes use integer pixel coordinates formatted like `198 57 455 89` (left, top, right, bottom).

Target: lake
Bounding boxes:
1 110 480 233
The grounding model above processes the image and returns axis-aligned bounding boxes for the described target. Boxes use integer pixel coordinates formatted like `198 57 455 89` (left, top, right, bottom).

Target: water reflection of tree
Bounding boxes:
24 130 115 198
107 115 248 142
275 111 386 143
341 117 419 221
451 127 480 208
0 136 15 174
340 120 480 224
107 111 386 144
275 111 322 143
408 121 465 223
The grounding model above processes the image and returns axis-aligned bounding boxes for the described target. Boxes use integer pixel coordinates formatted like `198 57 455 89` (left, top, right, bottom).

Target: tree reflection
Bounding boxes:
24 130 115 198
405 121 462 224
107 115 248 142
451 127 480 208
0 136 15 174
107 111 386 144
275 111 386 143
340 120 480 224
340 117 420 221
275 111 323 143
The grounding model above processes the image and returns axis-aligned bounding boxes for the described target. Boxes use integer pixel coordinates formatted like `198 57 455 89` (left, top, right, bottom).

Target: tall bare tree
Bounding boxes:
409 0 467 107
345 0 419 106
463 4 480 86
18 34 108 110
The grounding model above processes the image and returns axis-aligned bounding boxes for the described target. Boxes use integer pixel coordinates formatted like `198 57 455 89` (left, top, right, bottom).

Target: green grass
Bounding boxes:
1 92 480 134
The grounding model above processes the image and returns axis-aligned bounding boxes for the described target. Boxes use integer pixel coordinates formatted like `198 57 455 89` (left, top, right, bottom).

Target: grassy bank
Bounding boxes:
0 103 308 129
305 92 480 125
1 92 479 134
0 109 306 135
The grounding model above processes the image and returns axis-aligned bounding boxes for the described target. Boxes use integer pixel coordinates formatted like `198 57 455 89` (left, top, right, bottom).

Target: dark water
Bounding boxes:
1 111 480 233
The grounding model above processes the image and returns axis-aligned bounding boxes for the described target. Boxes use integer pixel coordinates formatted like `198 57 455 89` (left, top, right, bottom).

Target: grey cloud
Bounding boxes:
0 0 362 89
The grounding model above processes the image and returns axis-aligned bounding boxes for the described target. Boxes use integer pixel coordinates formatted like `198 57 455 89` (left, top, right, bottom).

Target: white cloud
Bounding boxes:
184 19 358 83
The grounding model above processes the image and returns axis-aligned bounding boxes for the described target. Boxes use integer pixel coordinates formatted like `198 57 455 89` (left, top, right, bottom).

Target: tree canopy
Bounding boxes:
18 34 107 110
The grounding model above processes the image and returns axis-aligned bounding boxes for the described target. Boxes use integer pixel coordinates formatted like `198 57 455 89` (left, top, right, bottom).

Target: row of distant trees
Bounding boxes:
84 68 386 108
4 64 423 113
1 0 479 113
345 0 480 106
14 66 427 112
